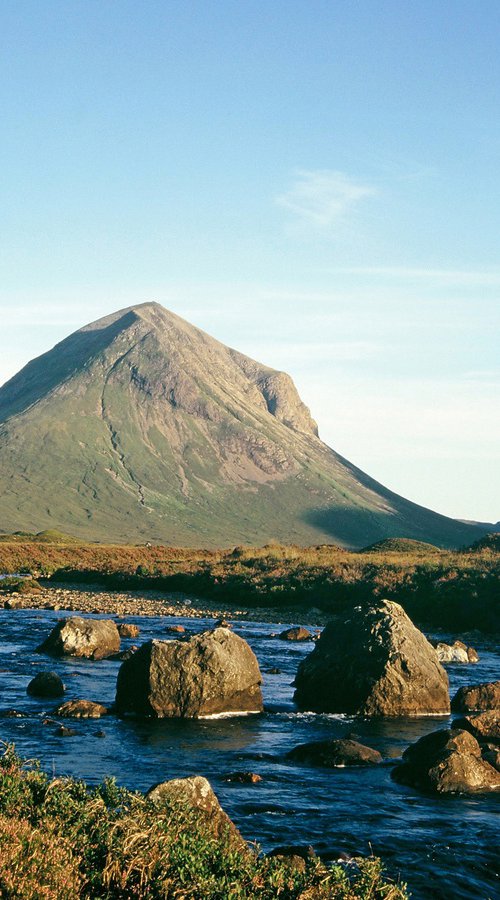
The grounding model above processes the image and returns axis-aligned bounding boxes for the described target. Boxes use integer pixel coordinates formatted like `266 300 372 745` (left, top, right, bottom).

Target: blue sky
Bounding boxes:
1 1 499 522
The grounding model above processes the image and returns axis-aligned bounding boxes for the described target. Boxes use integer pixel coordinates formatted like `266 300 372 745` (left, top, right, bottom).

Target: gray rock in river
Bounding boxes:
117 622 140 638
27 671 65 698
37 616 120 660
115 626 263 718
294 600 450 716
392 727 500 793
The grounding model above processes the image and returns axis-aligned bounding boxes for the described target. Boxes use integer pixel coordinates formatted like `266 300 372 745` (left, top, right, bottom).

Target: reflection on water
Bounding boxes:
0 607 498 900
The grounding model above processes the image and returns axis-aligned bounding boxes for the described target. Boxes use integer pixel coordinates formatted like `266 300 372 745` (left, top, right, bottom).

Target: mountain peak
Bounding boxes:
78 300 165 332
0 303 487 549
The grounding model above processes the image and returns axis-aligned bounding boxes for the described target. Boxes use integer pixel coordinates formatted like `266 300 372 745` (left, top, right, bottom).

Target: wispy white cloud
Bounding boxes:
276 169 376 230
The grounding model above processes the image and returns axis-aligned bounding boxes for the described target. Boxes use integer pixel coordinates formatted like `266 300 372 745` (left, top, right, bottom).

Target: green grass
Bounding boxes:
0 745 408 899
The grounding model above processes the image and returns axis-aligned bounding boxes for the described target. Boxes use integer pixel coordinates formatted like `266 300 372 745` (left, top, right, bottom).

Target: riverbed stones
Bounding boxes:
392 727 500 793
3 597 23 609
115 626 263 718
54 700 109 718
146 776 247 850
451 681 500 712
287 738 382 768
27 671 65 698
37 616 120 660
294 600 450 715
278 626 312 641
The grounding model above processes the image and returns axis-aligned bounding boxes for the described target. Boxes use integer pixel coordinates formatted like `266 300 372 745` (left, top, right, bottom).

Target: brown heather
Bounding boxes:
0 534 498 632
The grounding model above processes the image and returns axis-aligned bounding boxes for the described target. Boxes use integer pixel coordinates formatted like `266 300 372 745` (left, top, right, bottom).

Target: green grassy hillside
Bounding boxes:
0 302 488 549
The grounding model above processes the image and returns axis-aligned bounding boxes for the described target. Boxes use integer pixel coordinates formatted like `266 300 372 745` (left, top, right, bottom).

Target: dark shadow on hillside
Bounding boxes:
302 506 399 549
302 503 479 550
0 310 138 422
317 446 489 548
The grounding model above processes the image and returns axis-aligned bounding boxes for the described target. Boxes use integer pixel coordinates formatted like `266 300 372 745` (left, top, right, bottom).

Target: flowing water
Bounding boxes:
0 607 498 899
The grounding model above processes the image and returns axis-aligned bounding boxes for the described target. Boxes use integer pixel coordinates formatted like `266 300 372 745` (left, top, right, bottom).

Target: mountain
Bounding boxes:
0 302 487 548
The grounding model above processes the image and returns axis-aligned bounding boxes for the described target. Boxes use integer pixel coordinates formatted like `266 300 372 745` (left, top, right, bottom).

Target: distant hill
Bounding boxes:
0 302 489 548
360 538 443 555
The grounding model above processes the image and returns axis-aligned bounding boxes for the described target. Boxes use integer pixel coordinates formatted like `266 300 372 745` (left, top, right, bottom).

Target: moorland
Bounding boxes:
1 532 498 634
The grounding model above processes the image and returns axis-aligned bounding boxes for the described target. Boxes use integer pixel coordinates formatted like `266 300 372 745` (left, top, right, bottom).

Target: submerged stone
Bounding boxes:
278 626 312 641
27 671 65 698
54 700 109 718
287 738 382 768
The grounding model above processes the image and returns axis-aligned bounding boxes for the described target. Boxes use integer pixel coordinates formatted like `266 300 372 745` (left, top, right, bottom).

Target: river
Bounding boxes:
0 607 498 899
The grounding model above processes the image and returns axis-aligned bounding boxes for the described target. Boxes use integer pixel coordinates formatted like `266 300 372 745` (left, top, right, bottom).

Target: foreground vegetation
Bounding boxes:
0 534 498 633
0 745 407 899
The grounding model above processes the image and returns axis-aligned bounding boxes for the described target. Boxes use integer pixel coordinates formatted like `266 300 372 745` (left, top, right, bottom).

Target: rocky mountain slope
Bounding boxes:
0 302 486 547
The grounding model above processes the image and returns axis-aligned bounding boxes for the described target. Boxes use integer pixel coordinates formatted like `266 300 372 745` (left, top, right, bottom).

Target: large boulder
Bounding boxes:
451 681 500 712
115 627 263 718
293 600 450 715
286 738 382 767
392 727 500 793
37 617 120 660
146 776 247 851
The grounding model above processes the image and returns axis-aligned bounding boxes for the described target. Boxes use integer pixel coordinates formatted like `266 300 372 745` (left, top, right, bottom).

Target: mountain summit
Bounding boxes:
0 302 483 547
